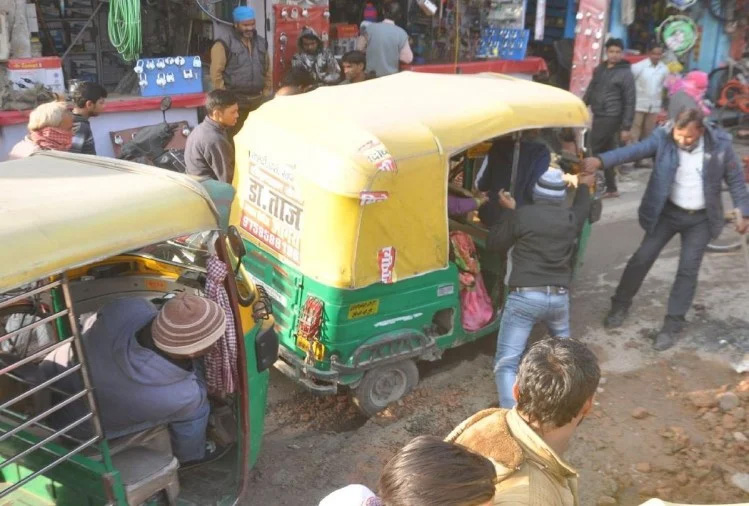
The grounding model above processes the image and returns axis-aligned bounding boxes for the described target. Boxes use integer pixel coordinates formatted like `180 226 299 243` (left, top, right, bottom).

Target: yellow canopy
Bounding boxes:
0 152 219 292
232 71 589 289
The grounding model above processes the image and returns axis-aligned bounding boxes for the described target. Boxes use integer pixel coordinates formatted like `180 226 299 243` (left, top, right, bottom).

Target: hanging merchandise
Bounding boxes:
657 15 698 55
108 0 142 62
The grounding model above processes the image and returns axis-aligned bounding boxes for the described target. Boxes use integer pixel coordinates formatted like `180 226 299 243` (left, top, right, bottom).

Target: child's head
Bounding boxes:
378 436 496 506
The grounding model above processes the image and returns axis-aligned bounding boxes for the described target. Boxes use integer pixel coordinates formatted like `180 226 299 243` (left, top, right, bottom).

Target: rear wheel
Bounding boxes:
351 360 419 417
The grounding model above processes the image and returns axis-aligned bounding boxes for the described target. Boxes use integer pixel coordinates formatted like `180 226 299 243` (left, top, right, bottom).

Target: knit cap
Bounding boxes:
152 295 226 356
533 167 567 202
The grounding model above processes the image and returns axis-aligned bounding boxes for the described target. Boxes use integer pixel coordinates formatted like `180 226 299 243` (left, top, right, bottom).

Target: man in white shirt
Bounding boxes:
631 46 668 167
583 109 749 350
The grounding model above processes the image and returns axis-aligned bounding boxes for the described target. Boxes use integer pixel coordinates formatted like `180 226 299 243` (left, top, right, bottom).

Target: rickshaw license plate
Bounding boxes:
296 335 325 361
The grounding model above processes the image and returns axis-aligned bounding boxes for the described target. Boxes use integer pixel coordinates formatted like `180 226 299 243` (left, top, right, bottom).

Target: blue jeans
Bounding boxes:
494 290 570 408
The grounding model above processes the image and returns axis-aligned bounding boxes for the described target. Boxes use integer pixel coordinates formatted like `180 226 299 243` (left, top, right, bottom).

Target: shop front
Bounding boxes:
0 0 222 160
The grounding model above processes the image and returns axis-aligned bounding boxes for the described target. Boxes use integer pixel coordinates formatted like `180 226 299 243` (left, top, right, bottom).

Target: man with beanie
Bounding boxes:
210 6 271 137
487 167 593 408
40 295 227 467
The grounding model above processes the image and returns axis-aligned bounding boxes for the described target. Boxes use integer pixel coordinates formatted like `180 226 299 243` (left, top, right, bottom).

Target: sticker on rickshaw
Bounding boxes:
241 152 304 265
358 140 398 173
359 191 389 206
378 246 396 284
348 299 380 319
145 279 168 291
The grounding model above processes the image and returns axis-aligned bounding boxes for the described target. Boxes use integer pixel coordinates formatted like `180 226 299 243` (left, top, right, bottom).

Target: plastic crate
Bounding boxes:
134 56 203 97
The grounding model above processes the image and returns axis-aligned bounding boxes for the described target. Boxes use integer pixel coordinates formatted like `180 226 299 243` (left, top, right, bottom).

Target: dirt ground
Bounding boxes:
247 165 749 506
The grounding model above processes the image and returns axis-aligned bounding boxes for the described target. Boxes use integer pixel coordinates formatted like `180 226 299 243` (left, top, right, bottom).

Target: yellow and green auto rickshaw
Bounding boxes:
231 71 597 416
0 152 277 505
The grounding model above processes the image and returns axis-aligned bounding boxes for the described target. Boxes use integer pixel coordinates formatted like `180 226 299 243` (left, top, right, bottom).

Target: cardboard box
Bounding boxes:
7 57 65 93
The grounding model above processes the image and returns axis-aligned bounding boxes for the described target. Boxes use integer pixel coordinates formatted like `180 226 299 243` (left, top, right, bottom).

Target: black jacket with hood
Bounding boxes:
583 60 636 130
291 27 341 85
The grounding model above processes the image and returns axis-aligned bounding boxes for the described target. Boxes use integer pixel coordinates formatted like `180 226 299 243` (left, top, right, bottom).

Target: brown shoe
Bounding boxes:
603 192 620 199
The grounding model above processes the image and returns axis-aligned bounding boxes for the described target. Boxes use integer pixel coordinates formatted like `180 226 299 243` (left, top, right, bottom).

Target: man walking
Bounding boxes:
583 38 636 198
631 45 668 167
447 338 600 505
210 6 271 136
487 167 592 407
291 28 341 85
584 108 749 350
356 2 412 77
70 81 107 155
185 90 238 183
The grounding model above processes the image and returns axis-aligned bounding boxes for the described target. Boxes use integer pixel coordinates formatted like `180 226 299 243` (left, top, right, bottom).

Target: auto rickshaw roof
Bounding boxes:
246 71 589 196
0 152 220 292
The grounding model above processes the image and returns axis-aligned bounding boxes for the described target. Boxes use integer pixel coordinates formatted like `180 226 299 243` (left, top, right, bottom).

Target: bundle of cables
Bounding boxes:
108 0 142 62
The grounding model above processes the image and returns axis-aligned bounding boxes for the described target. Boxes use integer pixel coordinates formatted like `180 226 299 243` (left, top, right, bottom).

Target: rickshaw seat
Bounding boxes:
110 445 179 506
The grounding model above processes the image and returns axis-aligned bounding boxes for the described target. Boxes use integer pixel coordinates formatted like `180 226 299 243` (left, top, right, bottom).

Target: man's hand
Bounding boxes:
735 209 749 234
582 157 602 173
562 173 578 188
498 190 516 210
620 130 632 143
578 172 595 187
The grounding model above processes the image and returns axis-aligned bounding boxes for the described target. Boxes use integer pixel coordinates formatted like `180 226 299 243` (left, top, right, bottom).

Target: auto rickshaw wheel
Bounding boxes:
351 360 419 417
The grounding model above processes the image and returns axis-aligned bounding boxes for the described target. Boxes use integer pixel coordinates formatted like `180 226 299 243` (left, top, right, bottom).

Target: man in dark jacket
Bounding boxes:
292 28 341 85
584 109 749 350
488 167 593 407
583 38 636 198
185 90 238 183
70 82 107 155
210 6 270 137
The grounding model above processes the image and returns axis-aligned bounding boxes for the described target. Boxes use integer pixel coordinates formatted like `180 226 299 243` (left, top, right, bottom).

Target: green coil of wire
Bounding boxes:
108 0 142 62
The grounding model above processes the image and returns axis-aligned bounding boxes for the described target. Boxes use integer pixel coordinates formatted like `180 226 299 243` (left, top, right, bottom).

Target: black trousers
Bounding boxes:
612 202 712 321
590 115 621 193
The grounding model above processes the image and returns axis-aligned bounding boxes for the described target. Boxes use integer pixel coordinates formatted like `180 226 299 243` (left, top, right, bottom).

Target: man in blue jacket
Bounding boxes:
584 109 749 350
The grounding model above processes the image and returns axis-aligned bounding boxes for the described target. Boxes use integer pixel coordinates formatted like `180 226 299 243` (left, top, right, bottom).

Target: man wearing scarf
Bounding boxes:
9 101 73 159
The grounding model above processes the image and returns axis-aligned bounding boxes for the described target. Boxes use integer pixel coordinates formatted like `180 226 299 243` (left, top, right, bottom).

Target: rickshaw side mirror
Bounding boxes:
228 226 247 262
160 96 172 112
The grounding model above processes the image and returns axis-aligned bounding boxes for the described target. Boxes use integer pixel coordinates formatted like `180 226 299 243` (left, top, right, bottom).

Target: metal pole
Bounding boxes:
510 132 521 195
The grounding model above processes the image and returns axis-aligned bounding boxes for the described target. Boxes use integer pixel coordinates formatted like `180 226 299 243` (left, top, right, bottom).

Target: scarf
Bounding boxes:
204 255 239 396
30 127 73 151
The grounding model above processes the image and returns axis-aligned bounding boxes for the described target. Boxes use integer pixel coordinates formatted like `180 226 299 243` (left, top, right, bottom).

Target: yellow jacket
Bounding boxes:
446 408 579 506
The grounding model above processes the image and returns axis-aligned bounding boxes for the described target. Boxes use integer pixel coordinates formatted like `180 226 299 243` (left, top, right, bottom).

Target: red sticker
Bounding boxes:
378 247 396 284
359 191 389 206
376 158 398 173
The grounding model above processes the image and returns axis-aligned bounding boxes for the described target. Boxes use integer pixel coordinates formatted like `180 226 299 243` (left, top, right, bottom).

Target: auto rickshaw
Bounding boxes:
0 152 278 504
232 71 595 416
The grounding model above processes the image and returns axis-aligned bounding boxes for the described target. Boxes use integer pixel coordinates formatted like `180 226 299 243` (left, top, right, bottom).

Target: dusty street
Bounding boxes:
245 167 749 506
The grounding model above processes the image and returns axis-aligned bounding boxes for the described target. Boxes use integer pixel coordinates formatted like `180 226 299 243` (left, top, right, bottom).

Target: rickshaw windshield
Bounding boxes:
129 232 217 272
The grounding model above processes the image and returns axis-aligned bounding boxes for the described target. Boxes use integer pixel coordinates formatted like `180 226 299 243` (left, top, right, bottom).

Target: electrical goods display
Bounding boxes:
272 4 330 90
477 28 529 60
134 56 203 97
569 0 608 98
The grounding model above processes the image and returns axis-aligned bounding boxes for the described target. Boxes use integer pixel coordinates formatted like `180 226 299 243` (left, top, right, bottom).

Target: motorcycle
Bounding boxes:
112 96 191 172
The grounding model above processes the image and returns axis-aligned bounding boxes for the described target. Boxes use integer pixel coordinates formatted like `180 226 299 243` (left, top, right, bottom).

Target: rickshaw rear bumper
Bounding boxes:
274 346 339 395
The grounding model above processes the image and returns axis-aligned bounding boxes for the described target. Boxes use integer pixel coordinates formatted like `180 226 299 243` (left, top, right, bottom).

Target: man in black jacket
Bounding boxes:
584 38 636 198
488 167 593 408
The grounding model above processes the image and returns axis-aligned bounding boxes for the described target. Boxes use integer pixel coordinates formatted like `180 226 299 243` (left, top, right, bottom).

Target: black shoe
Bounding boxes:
653 329 676 351
179 440 232 471
604 305 629 329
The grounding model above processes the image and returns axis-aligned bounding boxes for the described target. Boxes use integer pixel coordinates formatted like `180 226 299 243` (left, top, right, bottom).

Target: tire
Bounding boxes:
351 360 419 417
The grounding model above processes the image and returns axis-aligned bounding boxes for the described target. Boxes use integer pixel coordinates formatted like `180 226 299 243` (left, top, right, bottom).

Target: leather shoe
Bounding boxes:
604 306 629 329
653 330 675 351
